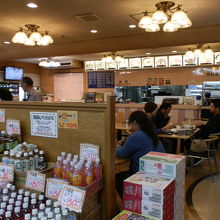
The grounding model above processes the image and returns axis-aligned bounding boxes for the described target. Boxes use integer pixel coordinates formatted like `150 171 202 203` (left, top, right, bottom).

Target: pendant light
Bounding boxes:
138 14 152 28
145 23 160 32
185 48 194 59
152 10 168 24
24 38 36 46
12 28 28 44
163 21 178 32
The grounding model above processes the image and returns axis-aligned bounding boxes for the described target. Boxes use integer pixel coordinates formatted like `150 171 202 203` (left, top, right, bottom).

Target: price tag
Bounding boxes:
0 163 14 181
59 185 86 213
6 119 21 135
0 109 5 123
25 170 46 192
46 178 68 199
80 143 99 161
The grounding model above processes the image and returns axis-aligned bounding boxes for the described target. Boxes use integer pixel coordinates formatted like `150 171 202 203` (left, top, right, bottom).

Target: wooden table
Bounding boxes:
158 129 199 154
115 157 130 174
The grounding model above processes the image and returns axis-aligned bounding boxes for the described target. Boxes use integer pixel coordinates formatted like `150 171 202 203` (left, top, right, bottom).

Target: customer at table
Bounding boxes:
116 110 164 197
20 77 42 101
144 102 174 134
152 102 172 129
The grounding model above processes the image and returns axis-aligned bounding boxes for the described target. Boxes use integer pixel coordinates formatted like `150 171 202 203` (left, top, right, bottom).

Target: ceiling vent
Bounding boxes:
75 13 102 22
59 60 83 68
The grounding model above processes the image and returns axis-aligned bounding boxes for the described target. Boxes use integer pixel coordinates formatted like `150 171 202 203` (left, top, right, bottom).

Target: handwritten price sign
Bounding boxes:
59 185 86 213
0 109 5 123
80 143 99 161
46 178 68 199
6 119 21 135
0 163 14 181
26 171 46 192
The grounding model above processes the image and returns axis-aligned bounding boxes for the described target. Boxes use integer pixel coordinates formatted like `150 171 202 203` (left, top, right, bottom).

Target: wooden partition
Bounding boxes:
0 97 115 220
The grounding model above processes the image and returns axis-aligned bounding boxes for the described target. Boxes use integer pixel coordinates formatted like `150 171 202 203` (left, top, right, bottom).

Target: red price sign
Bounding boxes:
0 163 14 181
59 185 86 213
46 178 68 199
26 171 46 192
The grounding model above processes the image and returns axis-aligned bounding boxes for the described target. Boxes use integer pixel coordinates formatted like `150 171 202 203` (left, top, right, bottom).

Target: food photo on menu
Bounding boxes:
169 55 183 67
155 56 168 67
142 57 154 68
129 58 141 69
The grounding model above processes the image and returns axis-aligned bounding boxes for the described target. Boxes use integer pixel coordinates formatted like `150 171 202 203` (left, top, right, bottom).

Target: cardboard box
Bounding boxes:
123 196 174 220
112 210 156 220
123 172 175 204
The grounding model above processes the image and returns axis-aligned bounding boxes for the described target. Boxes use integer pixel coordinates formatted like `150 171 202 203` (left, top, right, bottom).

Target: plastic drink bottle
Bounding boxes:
4 211 12 220
2 151 10 165
61 160 69 180
34 149 39 169
61 152 66 160
6 205 13 212
22 203 29 217
46 200 52 209
45 208 51 216
2 196 9 204
72 164 83 186
31 199 38 209
17 195 23 202
24 213 31 220
84 162 94 185
10 185 16 193
68 161 75 182
28 151 35 170
38 212 44 219
10 192 17 200
23 152 29 172
0 209 4 220
8 152 15 165
62 209 69 220
47 211 54 219
31 209 38 218
14 207 22 220
55 214 62 220
38 195 45 206
54 156 62 178
38 151 47 170
23 197 29 205
39 203 46 217
54 207 61 215
14 153 23 173
94 158 102 179
2 189 9 199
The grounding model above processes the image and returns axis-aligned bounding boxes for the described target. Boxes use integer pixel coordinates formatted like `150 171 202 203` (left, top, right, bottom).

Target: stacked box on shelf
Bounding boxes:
123 172 175 220
112 210 156 220
139 152 186 220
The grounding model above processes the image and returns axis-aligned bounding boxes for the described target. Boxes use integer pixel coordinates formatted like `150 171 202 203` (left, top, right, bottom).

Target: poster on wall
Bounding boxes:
117 59 129 69
95 60 105 70
169 55 183 67
58 111 78 129
85 61 95 71
183 55 197 66
129 58 141 69
0 109 5 123
142 57 154 68
30 112 58 138
106 60 117 70
155 56 168 68
199 54 214 65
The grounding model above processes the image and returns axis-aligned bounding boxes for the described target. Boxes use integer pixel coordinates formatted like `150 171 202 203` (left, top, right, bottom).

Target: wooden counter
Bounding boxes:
0 99 115 220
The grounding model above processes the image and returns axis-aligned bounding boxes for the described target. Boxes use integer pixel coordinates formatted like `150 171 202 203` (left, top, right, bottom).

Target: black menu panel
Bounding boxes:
88 71 114 88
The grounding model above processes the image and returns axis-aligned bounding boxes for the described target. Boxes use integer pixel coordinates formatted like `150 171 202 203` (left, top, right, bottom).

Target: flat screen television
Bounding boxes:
4 66 24 81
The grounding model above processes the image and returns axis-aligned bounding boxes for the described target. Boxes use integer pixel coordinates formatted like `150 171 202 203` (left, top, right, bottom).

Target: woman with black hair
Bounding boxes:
116 110 164 197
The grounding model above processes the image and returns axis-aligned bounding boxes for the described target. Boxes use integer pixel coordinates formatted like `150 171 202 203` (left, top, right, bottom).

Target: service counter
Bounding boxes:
0 99 115 220
116 103 201 124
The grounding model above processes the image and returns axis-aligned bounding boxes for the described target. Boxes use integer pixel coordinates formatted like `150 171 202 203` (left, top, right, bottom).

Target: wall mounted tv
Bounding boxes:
4 66 24 81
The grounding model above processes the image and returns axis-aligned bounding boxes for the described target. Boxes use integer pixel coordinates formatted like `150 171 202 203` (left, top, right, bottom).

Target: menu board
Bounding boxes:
155 56 168 68
142 57 154 68
183 55 197 66
117 59 129 69
95 60 105 70
199 54 214 65
85 61 95 70
214 52 220 64
106 61 117 70
129 58 141 69
169 55 182 67
88 71 114 88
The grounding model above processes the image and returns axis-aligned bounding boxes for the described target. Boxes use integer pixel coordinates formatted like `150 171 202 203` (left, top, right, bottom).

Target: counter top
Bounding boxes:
115 103 202 109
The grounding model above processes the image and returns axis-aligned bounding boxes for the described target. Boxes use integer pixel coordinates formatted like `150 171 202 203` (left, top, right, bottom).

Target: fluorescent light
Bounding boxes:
90 29 97 33
172 50 177 53
129 24 136 28
145 53 151 55
4 41 10 44
27 3 38 8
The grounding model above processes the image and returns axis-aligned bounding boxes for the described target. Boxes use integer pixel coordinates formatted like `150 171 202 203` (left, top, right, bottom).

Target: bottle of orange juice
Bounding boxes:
72 164 83 186
84 163 94 186
54 156 62 178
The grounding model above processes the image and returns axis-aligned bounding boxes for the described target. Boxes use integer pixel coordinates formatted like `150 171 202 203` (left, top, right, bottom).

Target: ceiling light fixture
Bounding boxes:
12 24 53 46
39 58 60 68
4 41 11 44
102 53 124 63
172 50 177 53
27 3 38 8
130 1 192 33
129 24 136 28
91 29 98 33
185 45 214 60
145 52 151 55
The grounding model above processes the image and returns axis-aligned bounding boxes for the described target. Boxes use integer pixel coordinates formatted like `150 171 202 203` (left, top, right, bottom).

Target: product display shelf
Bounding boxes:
0 97 115 219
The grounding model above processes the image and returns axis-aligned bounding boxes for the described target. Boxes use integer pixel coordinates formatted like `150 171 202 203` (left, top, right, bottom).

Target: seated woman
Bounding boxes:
144 102 173 134
116 110 164 197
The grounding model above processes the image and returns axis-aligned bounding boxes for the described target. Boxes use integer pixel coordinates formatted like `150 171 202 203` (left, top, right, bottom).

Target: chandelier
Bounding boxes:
130 1 192 32
39 58 60 68
12 24 53 46
101 53 124 63
185 45 214 59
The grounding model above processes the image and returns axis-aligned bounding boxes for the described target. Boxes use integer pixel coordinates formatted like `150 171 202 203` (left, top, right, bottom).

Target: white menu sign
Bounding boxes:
30 112 58 138
0 109 5 123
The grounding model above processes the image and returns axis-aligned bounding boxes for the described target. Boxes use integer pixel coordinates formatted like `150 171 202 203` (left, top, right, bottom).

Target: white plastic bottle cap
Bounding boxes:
3 188 8 194
45 207 51 214
15 201 21 207
7 205 13 211
24 152 28 157
29 152 33 156
25 213 31 220
39 150 44 154
31 193 37 199
15 207 20 213
62 209 68 216
10 185 16 191
7 183 12 189
3 196 9 202
63 160 67 165
46 199 51 206
32 209 38 215
0 209 4 215
40 203 45 209
11 192 17 198
23 142 27 145
47 212 53 218
5 211 11 218
17 195 23 201
4 151 9 155
0 202 6 209
61 152 66 156
31 217 38 220
57 156 62 161
54 207 60 214
24 197 29 203
31 199 37 204
39 195 44 200
9 198 14 204
34 149 39 153
55 214 62 220
25 191 30 197
53 201 59 208
19 189 24 195
23 203 28 208
38 212 44 218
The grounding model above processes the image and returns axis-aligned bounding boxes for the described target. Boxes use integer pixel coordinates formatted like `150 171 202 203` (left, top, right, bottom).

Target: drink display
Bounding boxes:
53 152 102 187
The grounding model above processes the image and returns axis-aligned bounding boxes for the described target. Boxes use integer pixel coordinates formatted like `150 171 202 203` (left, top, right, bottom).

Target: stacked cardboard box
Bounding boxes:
112 210 156 220
123 172 175 220
139 152 186 220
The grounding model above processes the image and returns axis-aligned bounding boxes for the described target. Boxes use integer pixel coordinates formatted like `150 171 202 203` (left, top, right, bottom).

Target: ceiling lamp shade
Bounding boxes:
12 30 28 44
163 21 178 32
37 38 50 46
24 38 36 46
106 55 113 63
194 48 203 57
185 49 195 59
152 10 168 24
138 15 152 28
145 23 160 32
115 55 124 63
29 31 42 42
175 17 192 28
42 32 54 44
204 47 214 58
171 10 188 23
